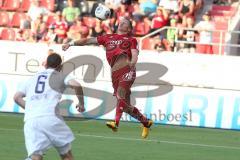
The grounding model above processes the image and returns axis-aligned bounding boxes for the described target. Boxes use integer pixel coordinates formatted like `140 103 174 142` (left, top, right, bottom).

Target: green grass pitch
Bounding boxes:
0 112 240 160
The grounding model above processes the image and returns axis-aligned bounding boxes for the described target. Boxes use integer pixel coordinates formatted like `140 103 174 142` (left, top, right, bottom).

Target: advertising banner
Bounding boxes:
1 41 240 130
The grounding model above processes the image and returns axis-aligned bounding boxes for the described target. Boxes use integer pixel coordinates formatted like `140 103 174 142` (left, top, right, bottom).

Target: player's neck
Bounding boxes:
117 30 128 35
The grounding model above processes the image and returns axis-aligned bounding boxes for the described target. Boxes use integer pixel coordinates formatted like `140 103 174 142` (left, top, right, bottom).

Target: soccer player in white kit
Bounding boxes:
14 53 85 160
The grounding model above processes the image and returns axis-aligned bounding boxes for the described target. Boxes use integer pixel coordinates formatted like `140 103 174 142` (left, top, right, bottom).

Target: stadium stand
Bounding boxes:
141 37 156 50
0 28 16 40
0 0 239 55
83 16 96 28
0 0 3 8
46 14 56 27
1 0 20 11
11 12 27 28
41 0 56 11
19 0 32 12
209 4 238 54
0 11 10 27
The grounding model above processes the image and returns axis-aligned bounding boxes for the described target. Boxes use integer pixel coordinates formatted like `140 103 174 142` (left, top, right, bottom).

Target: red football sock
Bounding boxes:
115 99 125 127
130 107 149 127
115 99 149 127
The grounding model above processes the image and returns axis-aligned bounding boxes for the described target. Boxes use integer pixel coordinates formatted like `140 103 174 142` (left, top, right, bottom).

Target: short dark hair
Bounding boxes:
46 53 62 69
121 0 132 5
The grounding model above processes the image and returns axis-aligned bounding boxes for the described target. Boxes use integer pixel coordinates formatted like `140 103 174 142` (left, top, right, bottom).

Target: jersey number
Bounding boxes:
35 75 48 93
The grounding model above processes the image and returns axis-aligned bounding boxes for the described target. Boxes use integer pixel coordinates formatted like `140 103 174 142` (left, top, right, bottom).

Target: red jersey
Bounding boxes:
97 34 138 67
52 21 68 38
151 15 168 29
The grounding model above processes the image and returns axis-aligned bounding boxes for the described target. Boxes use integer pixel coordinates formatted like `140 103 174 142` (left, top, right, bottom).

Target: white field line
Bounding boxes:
0 127 239 150
75 133 240 150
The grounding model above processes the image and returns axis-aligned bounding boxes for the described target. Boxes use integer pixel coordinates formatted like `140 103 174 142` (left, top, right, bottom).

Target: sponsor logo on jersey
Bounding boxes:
109 40 123 45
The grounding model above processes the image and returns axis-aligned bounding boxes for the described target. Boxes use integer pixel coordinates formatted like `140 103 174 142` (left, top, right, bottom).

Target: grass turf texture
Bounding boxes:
0 112 240 160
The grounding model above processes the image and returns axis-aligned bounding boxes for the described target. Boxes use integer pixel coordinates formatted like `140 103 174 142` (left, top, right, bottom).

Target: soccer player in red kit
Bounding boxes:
62 17 153 138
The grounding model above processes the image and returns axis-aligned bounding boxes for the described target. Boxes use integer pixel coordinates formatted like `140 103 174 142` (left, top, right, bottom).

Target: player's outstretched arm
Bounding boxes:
13 92 26 109
68 79 85 112
62 37 98 51
129 49 139 68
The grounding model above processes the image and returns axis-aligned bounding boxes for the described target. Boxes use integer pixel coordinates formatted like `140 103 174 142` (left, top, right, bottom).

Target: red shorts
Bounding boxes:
111 65 136 97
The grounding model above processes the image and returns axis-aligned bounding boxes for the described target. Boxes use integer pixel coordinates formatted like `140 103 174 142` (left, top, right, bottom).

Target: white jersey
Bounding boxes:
19 69 68 122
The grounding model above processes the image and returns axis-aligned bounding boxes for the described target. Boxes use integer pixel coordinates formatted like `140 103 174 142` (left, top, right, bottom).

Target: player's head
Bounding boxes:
46 53 62 70
117 17 133 34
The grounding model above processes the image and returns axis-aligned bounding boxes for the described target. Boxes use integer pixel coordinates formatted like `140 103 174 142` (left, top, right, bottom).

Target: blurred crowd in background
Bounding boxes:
0 0 237 53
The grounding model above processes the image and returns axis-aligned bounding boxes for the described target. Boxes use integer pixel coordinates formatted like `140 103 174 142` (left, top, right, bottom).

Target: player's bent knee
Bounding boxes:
30 154 43 160
60 151 73 160
57 143 73 160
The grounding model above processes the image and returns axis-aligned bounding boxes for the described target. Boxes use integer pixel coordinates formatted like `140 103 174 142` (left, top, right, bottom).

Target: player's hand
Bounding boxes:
76 103 85 112
62 43 70 51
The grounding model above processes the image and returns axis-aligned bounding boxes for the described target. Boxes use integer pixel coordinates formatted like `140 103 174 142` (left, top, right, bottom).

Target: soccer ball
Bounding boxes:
94 4 111 20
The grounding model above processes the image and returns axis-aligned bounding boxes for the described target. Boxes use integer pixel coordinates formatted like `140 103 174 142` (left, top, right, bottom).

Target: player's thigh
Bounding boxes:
118 75 135 96
116 86 135 113
41 116 75 148
116 86 128 99
24 119 51 157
